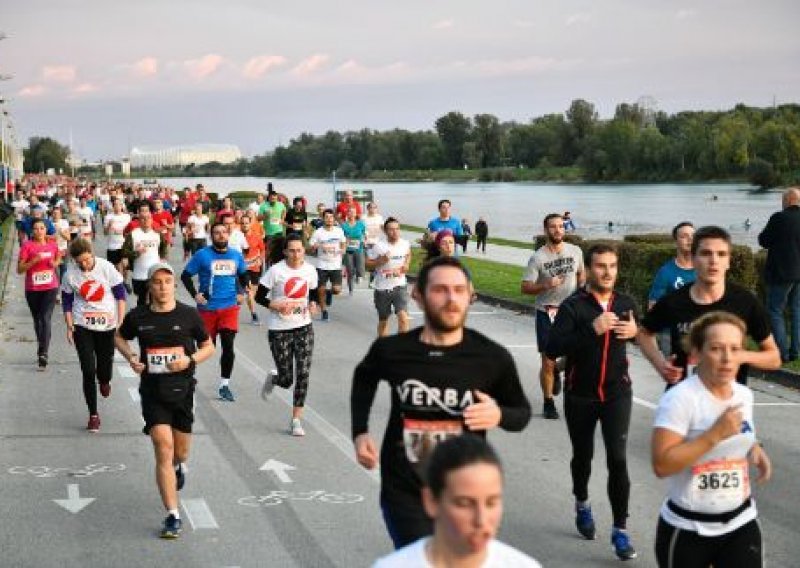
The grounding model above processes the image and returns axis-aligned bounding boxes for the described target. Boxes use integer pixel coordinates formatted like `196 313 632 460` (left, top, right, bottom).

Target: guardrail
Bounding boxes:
0 216 15 309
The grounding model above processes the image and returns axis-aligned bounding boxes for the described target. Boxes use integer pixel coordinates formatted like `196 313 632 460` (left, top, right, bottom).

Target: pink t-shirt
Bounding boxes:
20 240 60 292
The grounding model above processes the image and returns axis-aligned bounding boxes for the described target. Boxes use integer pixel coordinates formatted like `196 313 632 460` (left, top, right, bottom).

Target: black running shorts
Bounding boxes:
140 388 195 435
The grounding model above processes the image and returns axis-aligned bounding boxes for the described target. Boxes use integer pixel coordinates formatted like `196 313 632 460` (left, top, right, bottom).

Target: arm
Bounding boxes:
158 236 168 260
121 233 136 265
636 327 683 384
114 329 145 374
757 214 778 249
112 283 127 323
544 301 597 357
740 335 781 371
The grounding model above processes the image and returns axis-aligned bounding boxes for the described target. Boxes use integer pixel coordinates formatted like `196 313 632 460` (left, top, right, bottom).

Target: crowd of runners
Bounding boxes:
6 174 793 567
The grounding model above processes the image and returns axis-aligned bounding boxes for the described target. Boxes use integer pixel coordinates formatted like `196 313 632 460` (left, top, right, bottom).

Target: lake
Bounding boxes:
126 177 780 248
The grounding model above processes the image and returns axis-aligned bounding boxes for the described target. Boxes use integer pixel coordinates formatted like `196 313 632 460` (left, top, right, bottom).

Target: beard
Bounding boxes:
423 299 467 333
212 238 228 250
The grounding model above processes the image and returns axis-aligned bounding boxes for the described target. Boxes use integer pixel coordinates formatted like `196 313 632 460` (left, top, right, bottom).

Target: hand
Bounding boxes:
547 275 565 289
166 355 190 373
270 299 291 316
750 443 772 484
463 390 502 431
236 294 245 305
66 326 74 345
592 311 619 335
195 292 208 305
612 311 638 339
354 433 379 469
659 354 683 384
708 404 743 444
127 353 145 374
308 302 320 316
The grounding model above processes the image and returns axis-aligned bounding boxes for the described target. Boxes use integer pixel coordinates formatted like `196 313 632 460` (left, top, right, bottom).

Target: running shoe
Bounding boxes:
261 370 277 400
290 418 306 437
99 382 111 398
37 355 47 371
124 282 133 294
175 463 186 491
543 399 560 420
610 528 637 560
325 288 333 306
321 310 329 322
575 503 596 540
251 312 261 326
87 415 101 433
160 514 182 539
218 385 235 402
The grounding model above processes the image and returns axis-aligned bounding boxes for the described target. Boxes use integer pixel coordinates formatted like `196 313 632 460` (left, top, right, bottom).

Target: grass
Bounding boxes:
400 224 534 251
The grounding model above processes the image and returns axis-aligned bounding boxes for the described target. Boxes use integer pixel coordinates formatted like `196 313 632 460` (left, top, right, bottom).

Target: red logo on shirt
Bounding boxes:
284 277 308 299
79 279 105 302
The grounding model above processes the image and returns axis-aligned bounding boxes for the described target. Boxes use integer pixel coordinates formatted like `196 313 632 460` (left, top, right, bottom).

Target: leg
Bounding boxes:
654 517 715 568
564 394 599 504
73 326 99 415
374 289 391 337
766 283 790 360
713 518 763 568
95 329 116 388
25 291 45 356
396 310 410 334
600 394 632 529
330 269 342 296
268 329 296 389
290 325 314 418
394 287 410 334
218 328 236 380
133 279 149 308
343 252 355 293
36 289 58 358
788 282 800 359
172 429 192 467
316 270 328 313
150 425 178 511
535 310 556 400
380 494 433 550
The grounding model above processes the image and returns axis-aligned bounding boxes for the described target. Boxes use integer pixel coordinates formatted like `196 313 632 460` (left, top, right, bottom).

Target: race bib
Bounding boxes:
380 268 402 278
279 300 309 322
211 260 236 276
546 306 558 323
347 238 361 249
146 347 184 374
321 244 341 258
82 311 113 331
690 458 749 512
141 239 158 249
292 222 304 231
32 270 54 286
39 251 53 260
402 418 463 464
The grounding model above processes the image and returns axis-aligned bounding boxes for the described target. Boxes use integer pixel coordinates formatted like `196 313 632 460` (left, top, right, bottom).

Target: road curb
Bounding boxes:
0 220 16 310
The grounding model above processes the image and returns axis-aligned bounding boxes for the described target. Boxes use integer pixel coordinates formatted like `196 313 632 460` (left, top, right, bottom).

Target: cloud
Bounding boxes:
133 57 159 77
73 83 99 94
470 55 568 77
433 19 454 30
514 20 535 29
184 54 224 79
676 9 696 20
19 84 46 97
291 54 330 76
565 13 592 26
42 65 76 83
242 55 287 79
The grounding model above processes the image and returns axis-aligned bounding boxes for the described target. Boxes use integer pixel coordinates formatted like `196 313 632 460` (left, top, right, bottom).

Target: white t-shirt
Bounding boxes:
78 206 94 235
11 199 29 221
227 228 248 253
104 212 132 251
523 242 584 310
187 214 209 240
368 238 410 290
364 213 385 245
654 374 757 536
309 226 346 270
61 257 123 332
373 537 541 568
259 260 318 331
54 219 71 252
130 228 162 280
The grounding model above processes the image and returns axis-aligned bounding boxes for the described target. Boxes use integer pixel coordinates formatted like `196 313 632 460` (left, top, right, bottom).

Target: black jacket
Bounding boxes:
475 220 488 237
758 205 800 284
545 289 637 401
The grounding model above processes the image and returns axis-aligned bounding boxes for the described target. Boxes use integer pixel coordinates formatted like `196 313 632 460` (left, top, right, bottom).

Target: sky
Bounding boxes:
1 0 798 161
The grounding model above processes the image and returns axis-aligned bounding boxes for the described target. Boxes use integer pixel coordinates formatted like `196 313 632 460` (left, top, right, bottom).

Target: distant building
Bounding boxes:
121 159 131 177
129 144 242 169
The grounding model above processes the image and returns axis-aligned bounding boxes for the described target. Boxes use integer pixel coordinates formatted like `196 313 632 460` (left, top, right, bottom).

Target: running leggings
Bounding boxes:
343 250 364 292
217 329 236 379
564 392 632 528
655 517 762 568
25 289 58 357
73 326 115 415
268 324 314 407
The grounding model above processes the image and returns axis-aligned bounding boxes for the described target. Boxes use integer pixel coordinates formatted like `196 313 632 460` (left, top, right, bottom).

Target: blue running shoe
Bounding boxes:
575 503 596 540
218 385 235 402
160 514 182 539
611 528 637 560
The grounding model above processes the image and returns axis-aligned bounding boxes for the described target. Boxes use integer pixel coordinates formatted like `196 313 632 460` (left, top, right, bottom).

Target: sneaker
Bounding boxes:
87 415 101 433
321 310 329 322
218 385 235 402
124 282 133 294
261 370 277 400
611 528 637 561
99 382 111 398
251 313 261 326
325 288 333 306
37 355 47 371
543 399 560 420
175 463 185 491
160 514 182 539
290 418 305 437
575 503 596 540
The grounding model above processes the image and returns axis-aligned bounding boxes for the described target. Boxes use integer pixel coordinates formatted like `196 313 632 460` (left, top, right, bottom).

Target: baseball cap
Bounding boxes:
147 262 175 280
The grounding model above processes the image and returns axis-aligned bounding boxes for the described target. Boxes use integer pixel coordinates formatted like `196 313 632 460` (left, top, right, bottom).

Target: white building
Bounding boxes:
129 144 242 169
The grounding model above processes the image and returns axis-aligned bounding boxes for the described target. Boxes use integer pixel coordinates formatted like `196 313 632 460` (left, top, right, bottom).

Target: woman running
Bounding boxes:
341 206 366 295
652 311 771 568
17 218 61 370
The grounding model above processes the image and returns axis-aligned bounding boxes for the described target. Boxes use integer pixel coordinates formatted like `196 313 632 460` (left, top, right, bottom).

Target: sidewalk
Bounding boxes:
401 229 533 267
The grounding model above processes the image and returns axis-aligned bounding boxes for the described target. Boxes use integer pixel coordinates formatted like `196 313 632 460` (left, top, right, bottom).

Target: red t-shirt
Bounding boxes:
123 218 163 235
152 211 175 244
336 200 362 219
19 240 60 292
178 195 196 224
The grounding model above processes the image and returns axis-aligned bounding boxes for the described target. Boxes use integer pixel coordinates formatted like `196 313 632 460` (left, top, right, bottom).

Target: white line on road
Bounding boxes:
506 344 537 349
633 396 658 410
753 402 800 406
128 388 140 403
117 365 136 379
182 498 219 530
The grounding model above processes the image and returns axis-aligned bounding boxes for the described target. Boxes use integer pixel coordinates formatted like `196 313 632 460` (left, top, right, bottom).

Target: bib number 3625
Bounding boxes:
690 458 749 512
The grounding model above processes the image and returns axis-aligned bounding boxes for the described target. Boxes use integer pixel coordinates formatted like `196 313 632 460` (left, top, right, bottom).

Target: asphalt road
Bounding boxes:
1 233 799 568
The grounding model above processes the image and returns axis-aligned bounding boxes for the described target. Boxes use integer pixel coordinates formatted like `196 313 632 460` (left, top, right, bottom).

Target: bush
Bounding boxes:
624 233 675 245
533 234 584 249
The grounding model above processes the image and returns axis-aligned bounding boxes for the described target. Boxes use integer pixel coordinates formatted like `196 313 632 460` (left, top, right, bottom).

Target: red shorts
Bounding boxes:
199 305 240 339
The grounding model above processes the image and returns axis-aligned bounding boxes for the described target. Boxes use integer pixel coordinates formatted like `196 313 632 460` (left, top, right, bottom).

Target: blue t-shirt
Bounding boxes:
648 259 696 302
183 246 247 311
22 217 56 237
341 220 366 251
427 217 463 236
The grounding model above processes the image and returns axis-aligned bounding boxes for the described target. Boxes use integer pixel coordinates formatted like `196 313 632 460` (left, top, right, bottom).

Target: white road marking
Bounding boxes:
633 396 658 410
260 459 296 483
128 388 140 403
506 344 538 349
53 484 95 514
182 498 219 530
117 365 136 379
753 402 800 407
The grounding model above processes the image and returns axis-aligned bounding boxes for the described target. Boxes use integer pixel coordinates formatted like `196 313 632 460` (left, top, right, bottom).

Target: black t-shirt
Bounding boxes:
351 327 531 502
118 302 209 396
641 283 771 383
284 209 307 233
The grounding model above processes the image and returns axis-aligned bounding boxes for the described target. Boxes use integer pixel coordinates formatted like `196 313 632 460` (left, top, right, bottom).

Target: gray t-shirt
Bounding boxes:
523 242 584 310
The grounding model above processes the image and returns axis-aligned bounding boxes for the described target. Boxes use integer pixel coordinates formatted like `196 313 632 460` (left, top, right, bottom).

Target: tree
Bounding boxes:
564 99 598 162
472 113 504 167
435 112 472 168
23 136 69 173
748 157 779 190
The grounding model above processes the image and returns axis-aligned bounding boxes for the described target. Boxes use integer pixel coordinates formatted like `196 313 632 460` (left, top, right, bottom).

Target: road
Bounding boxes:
1 233 799 567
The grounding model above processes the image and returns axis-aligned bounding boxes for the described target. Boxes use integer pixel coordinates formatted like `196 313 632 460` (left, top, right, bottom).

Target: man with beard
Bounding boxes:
351 256 531 549
545 243 639 561
181 222 249 402
521 213 585 419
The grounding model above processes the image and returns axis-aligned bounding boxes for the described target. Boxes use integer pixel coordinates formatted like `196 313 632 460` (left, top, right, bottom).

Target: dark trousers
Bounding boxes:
476 235 487 252
132 279 148 307
25 289 58 357
565 392 632 528
73 326 115 415
380 493 432 550
268 325 314 407
655 517 762 568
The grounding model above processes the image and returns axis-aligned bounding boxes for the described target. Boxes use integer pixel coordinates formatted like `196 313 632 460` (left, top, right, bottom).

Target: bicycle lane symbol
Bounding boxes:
237 491 365 507
7 463 127 479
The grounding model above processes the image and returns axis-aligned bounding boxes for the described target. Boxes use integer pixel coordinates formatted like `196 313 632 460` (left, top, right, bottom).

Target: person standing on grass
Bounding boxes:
475 217 488 253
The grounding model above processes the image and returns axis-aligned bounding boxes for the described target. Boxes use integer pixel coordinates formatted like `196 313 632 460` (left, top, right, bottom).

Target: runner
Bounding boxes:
241 213 266 325
351 256 532 549
638 226 781 386
222 214 248 253
10 189 29 245
652 311 771 568
17 218 61 370
176 187 196 260
521 213 585 419
61 238 127 433
425 229 457 261
51 206 71 285
363 202 385 287
373 436 542 568
103 198 131 279
336 189 362 222
341 206 367 295
184 201 210 256
308 208 346 321
649 222 696 309
122 203 168 308
427 199 463 240
259 191 286 263
284 196 308 237
365 217 411 337
545 243 639 560
151 198 175 248
115 262 215 539
180 222 249 402
77 196 95 241
254 233 319 436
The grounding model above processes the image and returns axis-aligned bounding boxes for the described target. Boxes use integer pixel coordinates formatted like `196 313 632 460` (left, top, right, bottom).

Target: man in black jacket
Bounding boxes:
545 243 639 561
759 187 800 362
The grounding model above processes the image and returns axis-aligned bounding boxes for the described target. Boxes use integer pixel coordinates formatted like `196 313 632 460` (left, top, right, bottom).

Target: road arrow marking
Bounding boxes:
53 484 95 514
259 459 296 483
